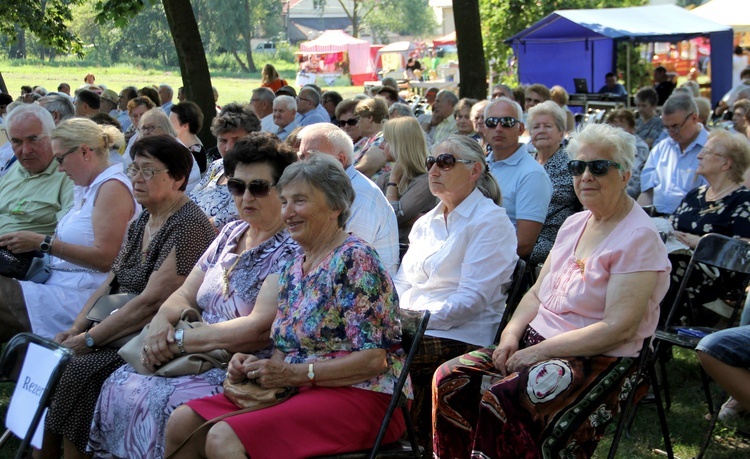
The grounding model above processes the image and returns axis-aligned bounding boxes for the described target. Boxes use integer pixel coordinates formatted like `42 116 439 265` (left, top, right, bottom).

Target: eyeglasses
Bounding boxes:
335 117 359 127
55 145 80 165
426 153 475 171
568 160 623 177
139 124 159 135
664 113 693 133
296 96 313 103
126 164 169 180
700 148 726 159
226 178 275 197
484 117 519 129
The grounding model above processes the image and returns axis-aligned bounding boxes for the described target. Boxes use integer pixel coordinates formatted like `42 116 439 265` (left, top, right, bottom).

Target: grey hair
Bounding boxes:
39 93 75 121
252 87 275 103
527 100 566 132
159 84 174 97
567 123 635 173
299 87 320 105
140 108 177 137
388 103 414 118
299 123 354 166
277 153 355 228
438 134 502 206
274 95 297 111
662 93 698 116
437 89 459 106
485 97 523 121
5 103 56 137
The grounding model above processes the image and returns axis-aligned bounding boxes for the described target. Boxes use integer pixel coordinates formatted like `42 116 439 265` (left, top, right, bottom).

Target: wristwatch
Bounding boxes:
307 363 316 386
84 332 96 348
175 329 186 354
40 235 53 253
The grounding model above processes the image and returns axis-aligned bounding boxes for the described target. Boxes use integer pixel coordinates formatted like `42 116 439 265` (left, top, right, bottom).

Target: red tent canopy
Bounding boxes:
298 30 376 85
432 31 456 46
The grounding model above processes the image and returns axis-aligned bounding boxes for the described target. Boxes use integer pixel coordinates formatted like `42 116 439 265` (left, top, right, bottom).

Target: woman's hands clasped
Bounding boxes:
492 334 549 376
226 352 296 389
140 315 180 372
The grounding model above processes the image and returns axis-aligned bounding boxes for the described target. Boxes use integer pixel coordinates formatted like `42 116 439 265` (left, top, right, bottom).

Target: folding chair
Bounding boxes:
493 258 528 344
315 309 430 459
646 234 750 459
0 333 73 459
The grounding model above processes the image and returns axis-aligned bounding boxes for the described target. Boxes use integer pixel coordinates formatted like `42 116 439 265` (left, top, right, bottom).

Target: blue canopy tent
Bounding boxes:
504 4 734 106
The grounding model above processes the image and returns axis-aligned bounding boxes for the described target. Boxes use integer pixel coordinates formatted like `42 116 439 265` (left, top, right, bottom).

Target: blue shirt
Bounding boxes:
641 127 708 214
275 119 299 141
597 83 627 96
295 110 328 127
488 143 552 227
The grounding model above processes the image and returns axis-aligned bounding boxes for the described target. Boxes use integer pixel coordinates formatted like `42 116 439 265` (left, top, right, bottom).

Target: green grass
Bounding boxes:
0 58 366 107
0 348 747 458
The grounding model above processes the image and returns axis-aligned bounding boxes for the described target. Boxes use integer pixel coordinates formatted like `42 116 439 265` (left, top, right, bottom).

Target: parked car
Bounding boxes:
255 42 277 53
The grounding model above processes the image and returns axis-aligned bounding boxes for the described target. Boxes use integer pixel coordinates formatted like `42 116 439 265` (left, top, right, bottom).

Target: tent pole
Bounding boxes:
626 41 631 108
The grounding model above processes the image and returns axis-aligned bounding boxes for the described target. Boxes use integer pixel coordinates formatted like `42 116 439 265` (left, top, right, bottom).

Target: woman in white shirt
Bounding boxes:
393 134 518 453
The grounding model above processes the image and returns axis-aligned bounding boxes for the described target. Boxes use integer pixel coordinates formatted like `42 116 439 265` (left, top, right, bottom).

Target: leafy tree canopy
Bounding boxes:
2 0 85 56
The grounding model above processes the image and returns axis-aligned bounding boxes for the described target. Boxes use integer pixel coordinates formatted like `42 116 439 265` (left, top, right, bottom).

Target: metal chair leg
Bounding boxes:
648 365 674 459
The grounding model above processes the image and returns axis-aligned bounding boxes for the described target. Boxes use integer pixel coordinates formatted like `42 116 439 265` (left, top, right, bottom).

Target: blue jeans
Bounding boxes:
696 325 750 368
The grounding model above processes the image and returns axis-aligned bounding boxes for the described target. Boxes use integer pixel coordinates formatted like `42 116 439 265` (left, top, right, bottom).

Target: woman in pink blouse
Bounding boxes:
432 123 671 459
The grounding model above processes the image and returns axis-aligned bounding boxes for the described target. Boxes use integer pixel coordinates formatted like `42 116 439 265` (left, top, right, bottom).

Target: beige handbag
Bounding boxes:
118 309 231 377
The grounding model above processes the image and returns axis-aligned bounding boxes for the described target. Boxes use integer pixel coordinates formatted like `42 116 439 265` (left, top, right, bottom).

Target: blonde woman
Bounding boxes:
376 117 438 253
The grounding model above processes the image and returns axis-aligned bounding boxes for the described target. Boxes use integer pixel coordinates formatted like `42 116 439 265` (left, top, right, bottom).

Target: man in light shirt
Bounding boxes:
272 96 298 141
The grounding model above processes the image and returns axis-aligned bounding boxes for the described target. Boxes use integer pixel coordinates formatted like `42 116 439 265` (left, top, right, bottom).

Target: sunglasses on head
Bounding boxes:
484 116 519 129
567 160 623 177
335 116 359 127
426 153 475 171
226 178 275 197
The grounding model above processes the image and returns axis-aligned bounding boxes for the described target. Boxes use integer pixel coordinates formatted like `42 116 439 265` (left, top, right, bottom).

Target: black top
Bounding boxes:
671 185 750 239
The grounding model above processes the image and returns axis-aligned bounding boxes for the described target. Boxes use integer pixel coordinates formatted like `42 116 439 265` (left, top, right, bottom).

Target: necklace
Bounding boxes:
222 255 243 298
706 182 738 202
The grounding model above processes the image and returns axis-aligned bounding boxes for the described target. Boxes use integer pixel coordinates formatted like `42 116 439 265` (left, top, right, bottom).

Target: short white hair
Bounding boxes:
274 95 296 111
485 97 523 120
567 123 635 172
299 123 354 166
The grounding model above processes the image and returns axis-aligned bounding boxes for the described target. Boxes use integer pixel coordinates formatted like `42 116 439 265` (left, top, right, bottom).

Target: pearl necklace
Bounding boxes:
705 182 739 202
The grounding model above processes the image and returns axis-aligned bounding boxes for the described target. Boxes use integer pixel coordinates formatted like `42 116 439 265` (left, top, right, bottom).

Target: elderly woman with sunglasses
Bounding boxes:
38 135 216 459
0 117 137 341
432 123 671 459
88 133 299 459
393 135 518 452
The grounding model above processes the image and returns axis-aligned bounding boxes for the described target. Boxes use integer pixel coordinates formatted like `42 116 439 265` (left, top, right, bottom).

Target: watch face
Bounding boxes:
85 335 95 347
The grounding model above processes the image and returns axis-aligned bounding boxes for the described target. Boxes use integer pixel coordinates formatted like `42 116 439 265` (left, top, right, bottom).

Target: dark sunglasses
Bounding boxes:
335 117 359 127
226 178 275 197
567 160 623 177
426 153 475 171
484 116 519 129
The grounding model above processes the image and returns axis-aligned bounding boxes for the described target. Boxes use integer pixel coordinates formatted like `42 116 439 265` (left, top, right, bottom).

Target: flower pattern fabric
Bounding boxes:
188 159 238 230
273 234 411 397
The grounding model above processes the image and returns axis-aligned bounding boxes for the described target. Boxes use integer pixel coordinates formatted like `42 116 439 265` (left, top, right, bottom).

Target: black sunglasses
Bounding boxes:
226 178 275 197
484 116 519 129
335 117 359 127
567 160 623 177
426 153 475 171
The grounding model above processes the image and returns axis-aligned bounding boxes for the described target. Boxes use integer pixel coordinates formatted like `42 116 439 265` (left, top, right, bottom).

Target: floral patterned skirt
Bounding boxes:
432 328 640 459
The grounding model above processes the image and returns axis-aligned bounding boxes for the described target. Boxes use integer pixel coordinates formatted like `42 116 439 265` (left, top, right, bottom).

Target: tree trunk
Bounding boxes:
242 0 257 73
232 49 250 73
0 72 8 95
453 0 486 100
162 0 216 148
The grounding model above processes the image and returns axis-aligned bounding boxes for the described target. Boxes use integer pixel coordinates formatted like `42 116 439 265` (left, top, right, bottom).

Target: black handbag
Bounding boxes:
0 248 50 283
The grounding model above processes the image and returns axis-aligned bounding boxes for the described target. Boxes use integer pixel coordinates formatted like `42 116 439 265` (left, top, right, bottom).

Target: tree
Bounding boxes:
453 0 486 100
97 0 216 145
365 0 437 42
1 0 84 57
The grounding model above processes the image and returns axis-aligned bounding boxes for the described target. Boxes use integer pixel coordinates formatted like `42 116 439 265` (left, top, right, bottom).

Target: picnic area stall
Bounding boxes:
504 4 734 106
296 30 376 87
376 41 416 80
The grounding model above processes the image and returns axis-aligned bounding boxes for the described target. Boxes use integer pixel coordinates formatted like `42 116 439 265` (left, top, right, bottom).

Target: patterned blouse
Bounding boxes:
196 220 299 325
671 185 750 238
530 147 582 266
353 132 390 181
113 200 216 293
272 235 410 397
188 159 238 230
635 115 663 146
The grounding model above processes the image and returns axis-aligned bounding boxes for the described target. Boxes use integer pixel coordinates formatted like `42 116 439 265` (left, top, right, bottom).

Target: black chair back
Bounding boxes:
493 258 527 344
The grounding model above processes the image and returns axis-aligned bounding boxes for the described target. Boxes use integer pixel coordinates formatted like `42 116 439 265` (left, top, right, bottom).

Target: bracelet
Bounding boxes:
386 182 398 188
58 241 65 258
175 329 186 354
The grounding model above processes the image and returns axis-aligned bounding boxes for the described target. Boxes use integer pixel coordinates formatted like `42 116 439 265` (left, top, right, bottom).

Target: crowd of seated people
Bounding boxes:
3 66 750 459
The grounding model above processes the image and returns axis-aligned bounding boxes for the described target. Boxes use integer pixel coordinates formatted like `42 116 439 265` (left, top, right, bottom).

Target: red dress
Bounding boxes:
262 79 287 93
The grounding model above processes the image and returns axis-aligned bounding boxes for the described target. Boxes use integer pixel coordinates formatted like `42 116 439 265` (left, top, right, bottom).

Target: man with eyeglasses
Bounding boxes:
639 93 708 215
272 95 299 141
297 123 399 274
484 97 551 259
0 104 73 237
294 87 328 127
251 87 277 133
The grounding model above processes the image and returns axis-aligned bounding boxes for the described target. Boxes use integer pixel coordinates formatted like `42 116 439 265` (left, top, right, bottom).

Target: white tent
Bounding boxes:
691 0 750 33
